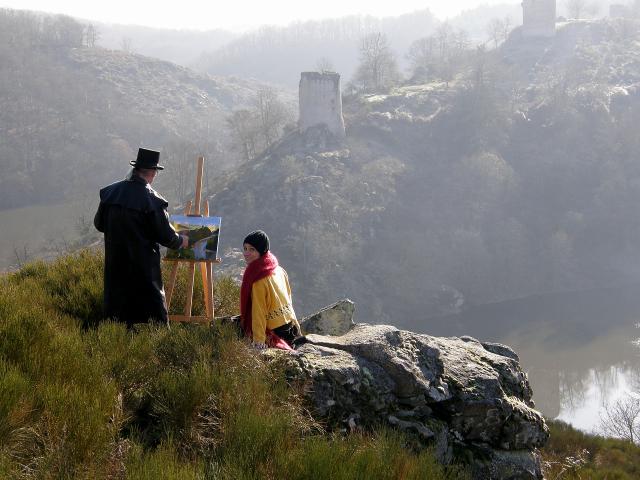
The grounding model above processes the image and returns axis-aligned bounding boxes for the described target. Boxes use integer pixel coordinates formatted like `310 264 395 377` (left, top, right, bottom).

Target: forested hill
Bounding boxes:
0 9 263 211
209 18 640 328
195 9 440 87
193 4 527 87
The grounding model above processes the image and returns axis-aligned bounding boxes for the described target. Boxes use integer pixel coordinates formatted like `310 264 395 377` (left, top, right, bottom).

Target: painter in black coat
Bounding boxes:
94 149 184 327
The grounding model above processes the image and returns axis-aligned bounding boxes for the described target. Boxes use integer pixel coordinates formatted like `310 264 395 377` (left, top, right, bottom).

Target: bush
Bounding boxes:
9 250 105 327
541 420 640 479
0 251 468 478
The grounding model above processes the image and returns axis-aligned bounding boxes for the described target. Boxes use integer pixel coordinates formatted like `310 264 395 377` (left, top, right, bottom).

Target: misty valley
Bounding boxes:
2 2 640 478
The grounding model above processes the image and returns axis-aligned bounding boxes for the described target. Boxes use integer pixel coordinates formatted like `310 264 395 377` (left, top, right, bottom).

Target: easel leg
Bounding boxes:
208 263 215 319
201 199 214 322
184 161 203 319
200 262 211 319
184 264 196 317
166 263 179 311
170 201 193 320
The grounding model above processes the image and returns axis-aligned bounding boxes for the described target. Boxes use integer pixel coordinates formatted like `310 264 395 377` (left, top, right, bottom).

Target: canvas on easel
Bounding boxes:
166 215 221 261
163 156 220 324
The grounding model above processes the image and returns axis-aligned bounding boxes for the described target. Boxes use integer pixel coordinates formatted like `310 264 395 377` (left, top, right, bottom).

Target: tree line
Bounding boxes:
0 9 98 49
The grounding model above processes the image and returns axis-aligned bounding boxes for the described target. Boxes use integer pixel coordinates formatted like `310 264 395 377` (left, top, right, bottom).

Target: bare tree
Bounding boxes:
316 57 334 72
41 15 84 47
159 142 199 203
353 32 400 93
501 17 513 42
487 17 512 49
120 36 133 53
407 37 435 75
254 87 291 148
84 24 98 48
227 109 260 162
472 45 489 89
566 0 588 19
225 88 291 161
599 394 640 443
407 25 470 84
487 19 504 49
435 23 453 59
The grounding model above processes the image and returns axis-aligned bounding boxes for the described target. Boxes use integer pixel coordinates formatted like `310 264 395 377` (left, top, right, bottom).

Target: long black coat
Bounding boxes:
94 174 182 326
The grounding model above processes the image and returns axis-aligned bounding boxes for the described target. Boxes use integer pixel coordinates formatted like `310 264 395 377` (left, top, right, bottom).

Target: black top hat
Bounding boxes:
130 148 164 170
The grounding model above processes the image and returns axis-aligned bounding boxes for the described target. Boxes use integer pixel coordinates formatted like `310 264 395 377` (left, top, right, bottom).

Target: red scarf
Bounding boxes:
240 252 292 350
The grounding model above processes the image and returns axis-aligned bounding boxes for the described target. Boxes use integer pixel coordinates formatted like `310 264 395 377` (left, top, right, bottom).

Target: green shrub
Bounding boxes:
0 360 32 442
0 251 470 478
542 420 640 479
279 431 468 480
9 250 104 328
125 440 206 479
28 380 118 475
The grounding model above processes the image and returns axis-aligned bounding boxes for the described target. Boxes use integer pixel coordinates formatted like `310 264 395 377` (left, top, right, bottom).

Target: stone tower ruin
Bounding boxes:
298 72 345 138
522 0 556 37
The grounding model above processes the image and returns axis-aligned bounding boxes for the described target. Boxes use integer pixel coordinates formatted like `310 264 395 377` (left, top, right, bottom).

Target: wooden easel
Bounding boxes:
163 156 220 325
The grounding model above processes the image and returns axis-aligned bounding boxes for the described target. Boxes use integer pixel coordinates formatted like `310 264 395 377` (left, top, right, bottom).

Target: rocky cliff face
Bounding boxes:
209 19 640 330
265 301 549 480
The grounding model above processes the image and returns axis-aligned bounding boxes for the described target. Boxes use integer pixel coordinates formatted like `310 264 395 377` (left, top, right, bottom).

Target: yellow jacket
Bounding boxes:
251 266 298 344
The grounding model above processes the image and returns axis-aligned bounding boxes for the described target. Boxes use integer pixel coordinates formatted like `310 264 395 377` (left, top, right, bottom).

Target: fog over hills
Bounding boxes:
195 9 441 86
3 5 640 324
207 17 640 326
0 8 294 268
0 9 257 209
82 4 528 87
94 22 237 67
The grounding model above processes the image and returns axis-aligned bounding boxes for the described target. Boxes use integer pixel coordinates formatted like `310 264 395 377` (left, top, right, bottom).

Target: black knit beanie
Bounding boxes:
243 230 270 256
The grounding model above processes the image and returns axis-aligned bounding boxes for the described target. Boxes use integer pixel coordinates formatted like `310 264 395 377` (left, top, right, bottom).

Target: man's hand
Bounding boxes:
252 342 267 350
180 235 189 249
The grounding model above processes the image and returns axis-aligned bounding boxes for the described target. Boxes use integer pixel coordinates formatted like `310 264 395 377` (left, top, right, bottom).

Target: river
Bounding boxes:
418 284 640 434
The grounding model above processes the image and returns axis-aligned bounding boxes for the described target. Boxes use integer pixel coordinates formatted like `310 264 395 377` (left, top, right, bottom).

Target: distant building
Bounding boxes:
298 72 346 138
522 0 556 38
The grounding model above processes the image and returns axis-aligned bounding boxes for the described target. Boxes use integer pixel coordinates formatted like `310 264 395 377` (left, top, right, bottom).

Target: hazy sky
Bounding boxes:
0 1 521 31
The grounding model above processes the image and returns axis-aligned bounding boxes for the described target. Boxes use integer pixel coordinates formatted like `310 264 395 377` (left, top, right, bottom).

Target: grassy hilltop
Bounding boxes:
0 251 639 478
0 251 465 479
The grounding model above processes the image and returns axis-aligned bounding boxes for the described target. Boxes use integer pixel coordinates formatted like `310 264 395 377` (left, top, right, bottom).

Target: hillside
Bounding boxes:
0 251 470 479
1 252 640 479
208 18 640 327
0 9 267 212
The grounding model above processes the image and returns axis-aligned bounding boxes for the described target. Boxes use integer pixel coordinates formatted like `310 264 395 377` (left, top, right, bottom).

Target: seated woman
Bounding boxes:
240 230 302 349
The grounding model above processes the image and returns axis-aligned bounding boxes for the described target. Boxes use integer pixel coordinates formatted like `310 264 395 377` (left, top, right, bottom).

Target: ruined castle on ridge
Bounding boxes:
298 72 346 138
522 0 556 37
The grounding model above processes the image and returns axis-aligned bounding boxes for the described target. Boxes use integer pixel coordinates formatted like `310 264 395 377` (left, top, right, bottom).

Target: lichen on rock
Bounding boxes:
271 310 549 480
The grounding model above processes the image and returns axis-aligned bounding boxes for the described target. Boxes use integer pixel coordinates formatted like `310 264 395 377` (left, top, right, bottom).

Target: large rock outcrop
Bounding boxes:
298 298 355 336
270 313 548 479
